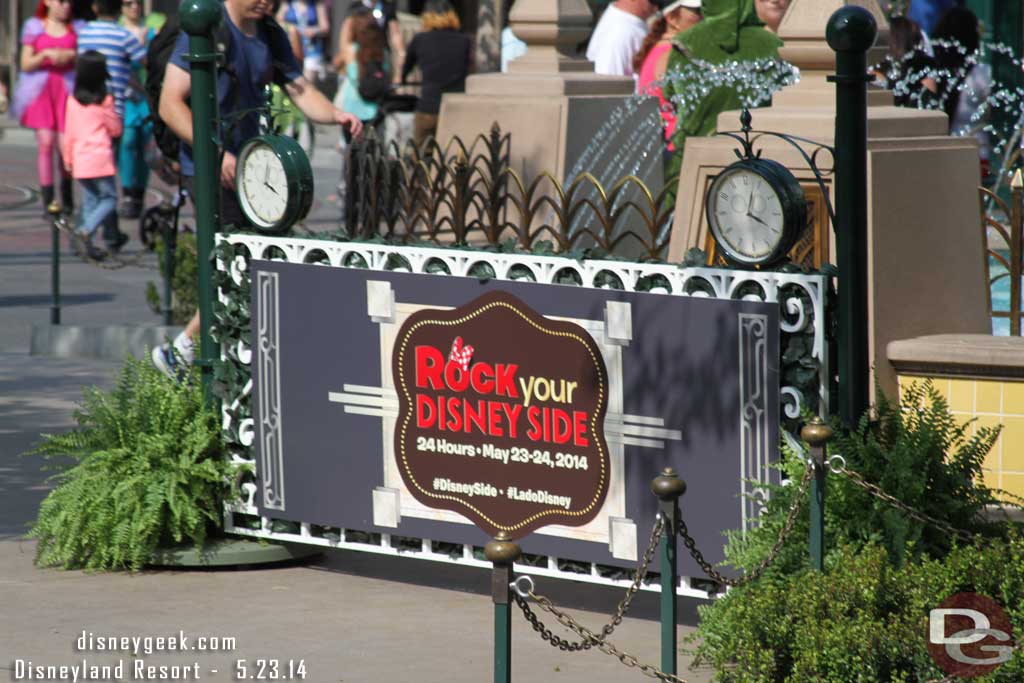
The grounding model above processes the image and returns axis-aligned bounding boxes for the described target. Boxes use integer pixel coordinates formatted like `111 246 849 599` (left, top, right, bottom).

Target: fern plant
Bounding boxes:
722 380 1004 579
28 355 233 570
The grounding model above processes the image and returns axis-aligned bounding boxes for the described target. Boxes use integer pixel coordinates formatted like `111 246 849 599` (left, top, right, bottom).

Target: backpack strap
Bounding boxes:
261 15 297 88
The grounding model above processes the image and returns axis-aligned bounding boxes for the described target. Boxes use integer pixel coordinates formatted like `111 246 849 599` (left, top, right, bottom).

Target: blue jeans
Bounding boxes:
78 176 118 238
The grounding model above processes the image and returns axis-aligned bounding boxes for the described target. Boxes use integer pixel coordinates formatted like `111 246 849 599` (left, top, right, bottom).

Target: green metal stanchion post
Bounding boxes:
48 202 62 325
801 417 833 572
484 532 521 683
163 201 178 328
180 0 223 405
651 468 685 676
826 7 876 428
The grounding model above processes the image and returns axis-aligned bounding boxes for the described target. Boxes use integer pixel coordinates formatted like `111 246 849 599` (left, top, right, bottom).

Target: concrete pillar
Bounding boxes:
668 0 990 399
437 0 657 183
434 0 663 258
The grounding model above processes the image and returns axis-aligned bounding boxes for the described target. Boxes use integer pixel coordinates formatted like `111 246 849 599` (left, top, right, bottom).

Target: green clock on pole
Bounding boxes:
235 134 314 234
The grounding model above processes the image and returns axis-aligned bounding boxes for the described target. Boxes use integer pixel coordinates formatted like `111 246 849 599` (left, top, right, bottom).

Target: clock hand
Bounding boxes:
748 212 769 227
264 182 279 196
264 164 269 184
747 190 754 216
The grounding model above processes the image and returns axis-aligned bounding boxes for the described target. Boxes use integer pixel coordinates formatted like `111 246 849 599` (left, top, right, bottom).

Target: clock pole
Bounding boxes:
180 0 222 407
827 7 876 428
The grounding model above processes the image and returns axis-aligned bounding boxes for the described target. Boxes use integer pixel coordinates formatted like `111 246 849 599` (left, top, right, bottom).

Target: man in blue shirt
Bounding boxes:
153 0 362 378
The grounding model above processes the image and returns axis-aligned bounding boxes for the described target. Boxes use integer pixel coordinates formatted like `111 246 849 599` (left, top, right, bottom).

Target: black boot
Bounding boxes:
60 176 74 216
104 211 128 253
120 187 143 219
40 185 54 217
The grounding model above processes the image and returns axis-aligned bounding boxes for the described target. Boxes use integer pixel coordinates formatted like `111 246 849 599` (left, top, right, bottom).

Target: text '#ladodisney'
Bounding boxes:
413 345 590 447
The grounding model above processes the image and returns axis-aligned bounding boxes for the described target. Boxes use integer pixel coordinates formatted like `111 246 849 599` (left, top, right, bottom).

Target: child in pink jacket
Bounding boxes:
62 50 122 261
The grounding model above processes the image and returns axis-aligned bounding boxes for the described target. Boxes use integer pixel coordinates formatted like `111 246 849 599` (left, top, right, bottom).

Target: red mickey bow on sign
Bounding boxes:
448 336 474 371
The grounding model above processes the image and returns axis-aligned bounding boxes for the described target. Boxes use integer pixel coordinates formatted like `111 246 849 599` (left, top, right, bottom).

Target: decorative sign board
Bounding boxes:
393 290 610 540
251 262 780 572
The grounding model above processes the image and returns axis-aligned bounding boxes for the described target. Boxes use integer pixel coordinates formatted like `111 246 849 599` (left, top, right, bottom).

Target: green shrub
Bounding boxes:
692 537 1024 683
28 356 232 570
724 380 1003 577
691 381 1018 681
145 232 198 325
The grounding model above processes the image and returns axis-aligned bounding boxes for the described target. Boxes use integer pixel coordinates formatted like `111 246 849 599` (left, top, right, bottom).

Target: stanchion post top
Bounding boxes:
826 6 877 54
801 416 834 448
485 531 522 565
180 0 221 36
651 467 686 501
46 201 63 216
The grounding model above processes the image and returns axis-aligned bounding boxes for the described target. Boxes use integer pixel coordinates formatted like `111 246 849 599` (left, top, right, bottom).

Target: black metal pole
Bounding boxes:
163 198 179 327
48 202 62 325
827 7 877 428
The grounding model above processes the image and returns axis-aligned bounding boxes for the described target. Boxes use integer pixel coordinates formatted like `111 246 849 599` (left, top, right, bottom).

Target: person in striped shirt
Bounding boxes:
78 0 145 116
77 0 145 251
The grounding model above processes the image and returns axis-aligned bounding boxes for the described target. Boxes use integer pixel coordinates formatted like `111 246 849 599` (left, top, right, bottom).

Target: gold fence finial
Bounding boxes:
1012 168 1023 191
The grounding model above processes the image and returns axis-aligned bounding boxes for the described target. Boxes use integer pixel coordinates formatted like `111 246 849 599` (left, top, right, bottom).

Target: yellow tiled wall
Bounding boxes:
898 375 1024 501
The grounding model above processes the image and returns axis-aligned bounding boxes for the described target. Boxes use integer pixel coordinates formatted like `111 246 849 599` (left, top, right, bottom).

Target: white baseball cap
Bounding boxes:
658 0 702 12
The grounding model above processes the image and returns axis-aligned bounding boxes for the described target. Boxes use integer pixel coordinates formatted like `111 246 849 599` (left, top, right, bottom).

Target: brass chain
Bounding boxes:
829 458 976 544
677 464 813 588
513 586 689 683
515 514 665 652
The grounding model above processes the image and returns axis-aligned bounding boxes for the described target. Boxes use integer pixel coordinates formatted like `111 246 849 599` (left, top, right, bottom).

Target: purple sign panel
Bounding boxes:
251 261 779 574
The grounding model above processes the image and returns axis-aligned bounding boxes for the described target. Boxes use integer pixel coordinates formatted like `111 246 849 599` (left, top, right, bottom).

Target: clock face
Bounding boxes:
708 167 787 264
238 142 290 229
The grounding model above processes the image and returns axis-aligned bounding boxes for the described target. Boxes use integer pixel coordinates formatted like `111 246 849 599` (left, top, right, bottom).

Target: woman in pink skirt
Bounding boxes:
12 0 83 214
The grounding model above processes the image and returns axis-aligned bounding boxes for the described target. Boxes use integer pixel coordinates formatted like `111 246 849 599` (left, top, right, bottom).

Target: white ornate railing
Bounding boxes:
216 233 829 597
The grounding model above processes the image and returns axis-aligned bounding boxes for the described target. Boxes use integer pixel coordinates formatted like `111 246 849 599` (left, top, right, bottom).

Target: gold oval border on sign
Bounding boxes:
394 298 608 533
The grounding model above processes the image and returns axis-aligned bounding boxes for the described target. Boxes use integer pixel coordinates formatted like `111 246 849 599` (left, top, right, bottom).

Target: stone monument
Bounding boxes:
667 0 990 398
436 0 662 187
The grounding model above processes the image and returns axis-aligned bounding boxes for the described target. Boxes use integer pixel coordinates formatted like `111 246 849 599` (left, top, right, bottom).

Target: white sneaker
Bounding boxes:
151 343 189 381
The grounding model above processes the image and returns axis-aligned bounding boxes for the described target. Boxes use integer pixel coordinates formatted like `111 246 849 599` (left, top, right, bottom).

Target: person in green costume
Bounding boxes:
663 0 782 195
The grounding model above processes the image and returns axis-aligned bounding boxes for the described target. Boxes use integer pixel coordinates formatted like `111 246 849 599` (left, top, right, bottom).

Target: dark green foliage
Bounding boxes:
211 240 252 455
145 232 198 325
828 381 1004 564
28 356 231 570
691 380 1015 682
692 537 1024 683
725 380 1003 578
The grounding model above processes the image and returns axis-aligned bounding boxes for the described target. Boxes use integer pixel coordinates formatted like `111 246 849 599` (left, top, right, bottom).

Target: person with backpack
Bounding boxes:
61 50 122 261
115 0 164 219
336 0 405 83
401 0 472 145
334 10 389 127
150 0 362 378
